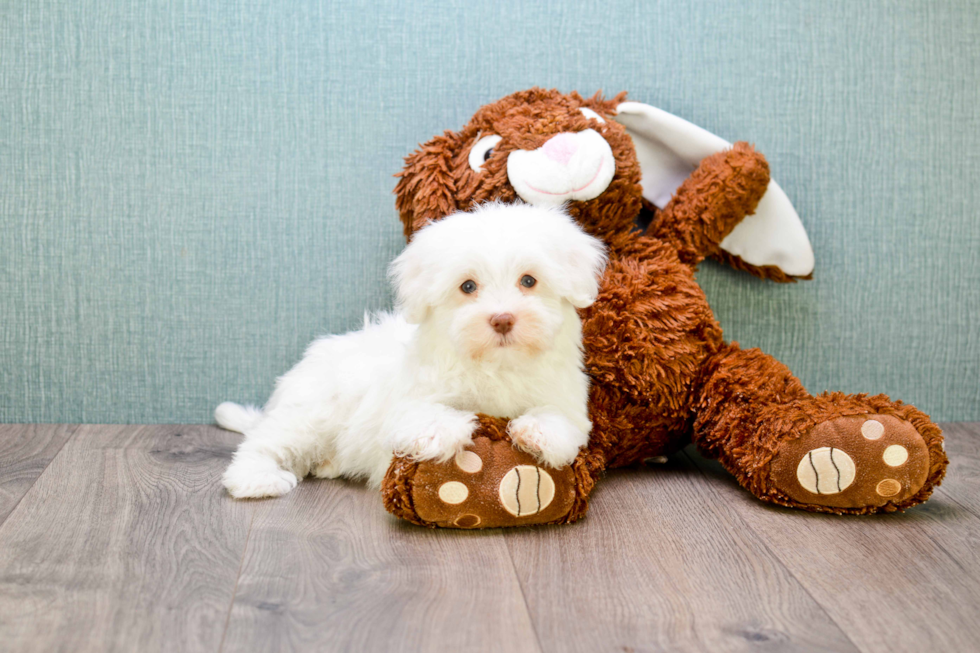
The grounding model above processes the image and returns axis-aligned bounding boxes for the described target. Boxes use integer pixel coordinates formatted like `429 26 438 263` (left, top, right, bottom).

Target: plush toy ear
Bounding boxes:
394 131 464 240
614 101 814 278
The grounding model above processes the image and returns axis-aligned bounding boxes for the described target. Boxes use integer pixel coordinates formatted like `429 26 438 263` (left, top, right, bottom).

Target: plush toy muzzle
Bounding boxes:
506 128 617 205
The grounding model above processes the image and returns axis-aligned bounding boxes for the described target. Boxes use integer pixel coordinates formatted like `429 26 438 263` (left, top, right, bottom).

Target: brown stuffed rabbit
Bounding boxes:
381 88 947 528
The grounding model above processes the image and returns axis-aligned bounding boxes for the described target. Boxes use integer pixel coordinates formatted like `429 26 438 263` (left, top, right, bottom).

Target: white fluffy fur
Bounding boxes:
217 202 607 499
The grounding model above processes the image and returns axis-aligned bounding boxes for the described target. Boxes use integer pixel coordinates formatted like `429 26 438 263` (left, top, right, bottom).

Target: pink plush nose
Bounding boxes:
541 133 578 166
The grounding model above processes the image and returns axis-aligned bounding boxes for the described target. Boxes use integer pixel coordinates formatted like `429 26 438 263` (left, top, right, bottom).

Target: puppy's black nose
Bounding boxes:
490 313 515 335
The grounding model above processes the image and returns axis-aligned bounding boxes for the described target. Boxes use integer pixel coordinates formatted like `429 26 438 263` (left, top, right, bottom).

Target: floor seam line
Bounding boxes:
217 504 256 653
504 538 547 653
680 448 866 653
0 424 80 531
935 487 980 521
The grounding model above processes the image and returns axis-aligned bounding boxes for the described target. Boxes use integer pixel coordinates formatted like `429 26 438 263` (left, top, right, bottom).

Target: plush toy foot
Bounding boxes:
381 411 610 529
693 346 947 514
382 435 582 528
766 407 946 514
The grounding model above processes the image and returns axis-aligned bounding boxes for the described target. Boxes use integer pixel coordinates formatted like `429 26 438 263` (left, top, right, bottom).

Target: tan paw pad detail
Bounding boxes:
438 481 468 504
454 450 483 473
861 419 884 440
454 514 481 528
796 447 856 495
882 445 908 467
876 479 902 497
499 465 555 517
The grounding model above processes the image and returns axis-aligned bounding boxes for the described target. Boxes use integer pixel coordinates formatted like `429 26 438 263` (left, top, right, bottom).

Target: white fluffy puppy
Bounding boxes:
217 202 607 499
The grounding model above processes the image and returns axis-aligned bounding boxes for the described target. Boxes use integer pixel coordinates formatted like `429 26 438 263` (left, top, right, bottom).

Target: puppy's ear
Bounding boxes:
394 131 465 241
551 223 608 309
388 232 439 324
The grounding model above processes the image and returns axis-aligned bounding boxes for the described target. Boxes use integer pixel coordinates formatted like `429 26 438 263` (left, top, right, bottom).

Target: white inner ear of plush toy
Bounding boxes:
614 101 815 277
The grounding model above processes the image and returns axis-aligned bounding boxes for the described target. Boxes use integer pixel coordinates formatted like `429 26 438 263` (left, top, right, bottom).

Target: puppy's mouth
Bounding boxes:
492 332 547 357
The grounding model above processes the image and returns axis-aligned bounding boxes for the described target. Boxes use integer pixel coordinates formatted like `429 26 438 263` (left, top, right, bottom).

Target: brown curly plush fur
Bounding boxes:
382 88 947 526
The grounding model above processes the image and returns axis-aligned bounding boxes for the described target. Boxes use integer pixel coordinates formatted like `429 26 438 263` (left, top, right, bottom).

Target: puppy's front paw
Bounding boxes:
397 413 478 463
508 412 587 469
223 457 298 499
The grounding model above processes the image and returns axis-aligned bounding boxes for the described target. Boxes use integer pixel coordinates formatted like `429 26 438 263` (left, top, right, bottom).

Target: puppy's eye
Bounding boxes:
579 107 606 124
460 280 478 294
468 135 502 172
520 275 536 288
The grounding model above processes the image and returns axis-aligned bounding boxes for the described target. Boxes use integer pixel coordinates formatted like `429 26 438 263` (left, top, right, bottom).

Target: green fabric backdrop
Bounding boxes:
1 0 978 423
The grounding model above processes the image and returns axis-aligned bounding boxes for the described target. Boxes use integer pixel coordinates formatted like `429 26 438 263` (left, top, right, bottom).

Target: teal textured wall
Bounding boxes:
1 0 978 423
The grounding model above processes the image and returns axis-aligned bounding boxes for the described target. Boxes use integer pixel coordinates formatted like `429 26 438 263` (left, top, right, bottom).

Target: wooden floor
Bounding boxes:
0 424 978 653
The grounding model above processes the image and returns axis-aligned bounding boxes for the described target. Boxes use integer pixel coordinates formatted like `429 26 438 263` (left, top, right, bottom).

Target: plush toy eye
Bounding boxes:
520 275 536 288
579 107 606 124
460 279 478 294
468 135 502 172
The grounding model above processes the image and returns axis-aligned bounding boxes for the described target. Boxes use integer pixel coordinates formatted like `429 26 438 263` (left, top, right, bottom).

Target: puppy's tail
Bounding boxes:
215 402 263 433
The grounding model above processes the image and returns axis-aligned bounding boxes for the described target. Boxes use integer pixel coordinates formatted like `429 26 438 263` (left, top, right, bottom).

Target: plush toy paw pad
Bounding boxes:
882 444 908 466
498 465 556 517
876 478 902 497
771 414 930 509
795 447 855 495
454 450 483 473
409 437 577 528
453 514 481 528
437 481 469 504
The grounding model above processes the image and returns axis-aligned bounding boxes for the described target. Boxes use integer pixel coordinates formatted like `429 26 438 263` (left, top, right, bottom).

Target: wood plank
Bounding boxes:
935 422 980 518
0 425 253 653
684 439 980 653
222 476 542 653
0 424 78 524
506 456 858 653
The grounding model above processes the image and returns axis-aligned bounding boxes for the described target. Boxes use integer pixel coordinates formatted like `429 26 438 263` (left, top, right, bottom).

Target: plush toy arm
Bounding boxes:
614 101 814 279
646 142 772 271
